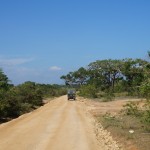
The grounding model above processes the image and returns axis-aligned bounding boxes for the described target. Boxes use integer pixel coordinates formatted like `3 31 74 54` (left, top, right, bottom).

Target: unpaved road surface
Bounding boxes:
84 98 142 116
0 96 120 150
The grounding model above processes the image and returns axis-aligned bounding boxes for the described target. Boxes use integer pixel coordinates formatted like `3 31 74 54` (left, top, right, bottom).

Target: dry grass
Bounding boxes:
79 97 150 150
96 113 150 150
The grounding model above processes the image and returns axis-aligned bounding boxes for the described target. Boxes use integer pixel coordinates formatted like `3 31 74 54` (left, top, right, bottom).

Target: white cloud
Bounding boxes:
49 66 62 71
0 57 34 66
0 56 63 84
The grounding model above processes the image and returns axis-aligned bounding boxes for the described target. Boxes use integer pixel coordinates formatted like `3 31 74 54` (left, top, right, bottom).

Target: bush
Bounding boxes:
16 82 43 107
6 91 21 117
122 101 150 131
0 68 68 121
79 84 98 98
36 84 67 98
102 91 115 102
140 79 150 100
123 101 141 116
141 101 150 131
19 103 33 115
0 81 44 119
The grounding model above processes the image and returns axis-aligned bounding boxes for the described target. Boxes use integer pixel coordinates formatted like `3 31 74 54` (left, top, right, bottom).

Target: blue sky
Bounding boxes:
0 0 150 85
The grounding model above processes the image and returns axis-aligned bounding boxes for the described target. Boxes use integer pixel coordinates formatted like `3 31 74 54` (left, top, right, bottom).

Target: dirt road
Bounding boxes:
0 96 120 150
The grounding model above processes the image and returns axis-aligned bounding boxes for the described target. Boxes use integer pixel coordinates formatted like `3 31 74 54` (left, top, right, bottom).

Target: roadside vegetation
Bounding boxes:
61 52 150 101
61 52 150 150
0 69 67 122
96 100 150 150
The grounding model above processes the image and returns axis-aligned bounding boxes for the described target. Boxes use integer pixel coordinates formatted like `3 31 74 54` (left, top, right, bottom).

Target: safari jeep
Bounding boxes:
67 90 76 100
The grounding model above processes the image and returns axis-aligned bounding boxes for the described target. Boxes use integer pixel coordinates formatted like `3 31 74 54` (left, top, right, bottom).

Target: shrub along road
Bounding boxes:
0 96 120 150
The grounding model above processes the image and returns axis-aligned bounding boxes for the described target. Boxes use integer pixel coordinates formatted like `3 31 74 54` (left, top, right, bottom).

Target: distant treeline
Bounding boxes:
0 69 67 121
61 57 150 100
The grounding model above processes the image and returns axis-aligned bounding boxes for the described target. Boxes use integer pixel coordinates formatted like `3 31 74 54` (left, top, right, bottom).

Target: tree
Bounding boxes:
148 51 150 58
72 67 88 85
0 69 12 118
0 69 10 91
88 59 123 91
121 59 148 94
60 72 75 86
16 81 43 106
139 52 150 99
60 56 150 98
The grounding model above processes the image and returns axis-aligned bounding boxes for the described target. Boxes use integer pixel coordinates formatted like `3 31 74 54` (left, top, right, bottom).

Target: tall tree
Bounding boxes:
0 69 10 91
72 67 88 85
88 59 123 91
121 59 148 89
139 52 150 99
60 72 75 86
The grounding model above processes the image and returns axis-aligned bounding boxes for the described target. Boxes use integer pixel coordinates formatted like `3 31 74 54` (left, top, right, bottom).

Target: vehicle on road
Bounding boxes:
67 89 76 100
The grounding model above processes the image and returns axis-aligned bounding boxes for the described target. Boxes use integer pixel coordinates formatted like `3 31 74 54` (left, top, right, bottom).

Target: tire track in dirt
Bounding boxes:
0 96 120 150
